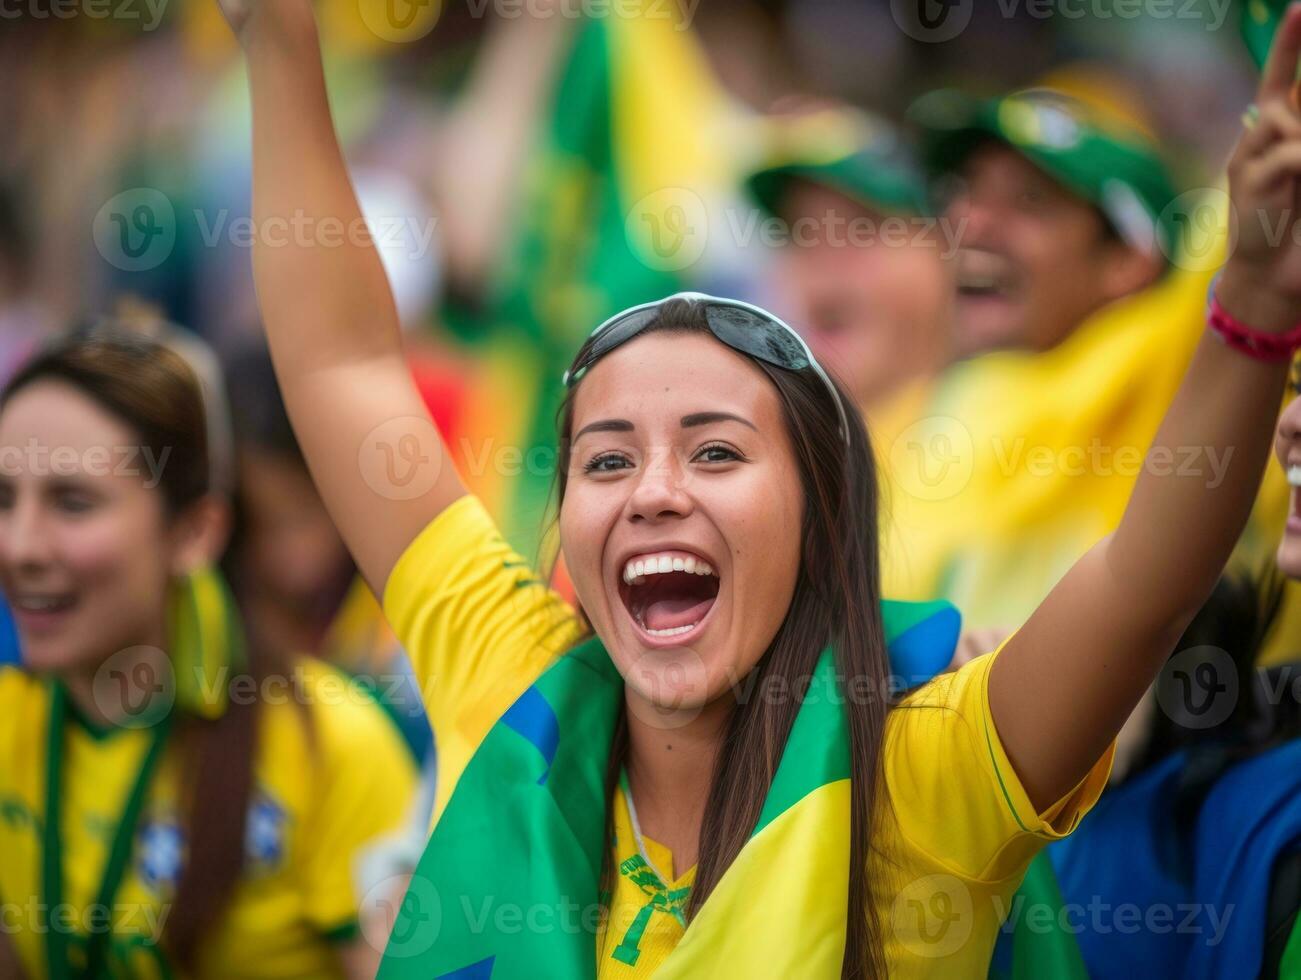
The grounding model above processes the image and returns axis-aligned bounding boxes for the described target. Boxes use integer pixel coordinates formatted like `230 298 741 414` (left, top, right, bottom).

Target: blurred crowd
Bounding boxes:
2 0 1301 976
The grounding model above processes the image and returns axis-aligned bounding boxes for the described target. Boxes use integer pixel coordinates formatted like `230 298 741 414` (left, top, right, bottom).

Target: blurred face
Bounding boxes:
237 449 348 606
1274 387 1301 578
944 143 1136 356
775 182 952 408
559 332 804 720
0 382 183 673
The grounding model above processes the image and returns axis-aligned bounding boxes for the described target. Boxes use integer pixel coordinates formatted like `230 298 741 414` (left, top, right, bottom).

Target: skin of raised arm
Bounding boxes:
988 4 1301 811
225 0 467 594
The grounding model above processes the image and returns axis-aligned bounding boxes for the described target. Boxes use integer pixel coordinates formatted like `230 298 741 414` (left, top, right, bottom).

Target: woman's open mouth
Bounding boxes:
617 550 720 645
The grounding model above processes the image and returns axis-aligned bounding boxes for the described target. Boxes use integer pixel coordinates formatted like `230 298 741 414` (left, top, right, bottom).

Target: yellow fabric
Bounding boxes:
878 189 1288 635
0 658 417 978
384 495 1114 977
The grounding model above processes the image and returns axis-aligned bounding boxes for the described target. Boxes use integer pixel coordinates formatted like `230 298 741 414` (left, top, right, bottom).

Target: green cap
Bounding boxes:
746 112 929 219
909 87 1179 267
1242 0 1284 70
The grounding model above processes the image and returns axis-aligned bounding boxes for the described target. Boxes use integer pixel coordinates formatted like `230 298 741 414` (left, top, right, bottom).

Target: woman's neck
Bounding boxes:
58 624 170 730
622 690 732 876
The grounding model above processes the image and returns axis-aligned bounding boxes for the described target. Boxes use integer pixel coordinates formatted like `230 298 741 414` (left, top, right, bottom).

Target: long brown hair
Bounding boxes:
552 299 890 977
1 329 275 970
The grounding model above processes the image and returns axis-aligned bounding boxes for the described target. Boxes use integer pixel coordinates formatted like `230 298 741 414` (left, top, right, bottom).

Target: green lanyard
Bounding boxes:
41 683 173 980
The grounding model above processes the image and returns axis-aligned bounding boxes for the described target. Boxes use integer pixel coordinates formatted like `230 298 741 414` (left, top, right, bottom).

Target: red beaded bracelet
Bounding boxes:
1207 291 1301 363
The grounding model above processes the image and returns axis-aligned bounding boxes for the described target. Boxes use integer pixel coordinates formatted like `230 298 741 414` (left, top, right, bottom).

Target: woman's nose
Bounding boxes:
628 447 693 522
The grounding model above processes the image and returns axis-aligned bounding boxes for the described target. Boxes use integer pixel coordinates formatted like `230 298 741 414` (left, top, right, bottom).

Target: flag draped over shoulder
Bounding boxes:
375 601 958 979
440 5 739 561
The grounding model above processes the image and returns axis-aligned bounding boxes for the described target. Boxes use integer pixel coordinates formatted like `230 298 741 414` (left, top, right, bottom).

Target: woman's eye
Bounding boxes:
54 491 96 514
694 444 742 464
584 452 631 473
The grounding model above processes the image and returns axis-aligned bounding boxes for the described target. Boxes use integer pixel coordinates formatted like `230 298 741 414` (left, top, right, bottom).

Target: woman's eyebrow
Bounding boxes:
574 418 634 441
681 411 757 432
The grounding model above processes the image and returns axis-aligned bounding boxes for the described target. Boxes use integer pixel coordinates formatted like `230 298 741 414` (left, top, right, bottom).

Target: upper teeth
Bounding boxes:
623 553 716 585
1288 465 1301 488
14 596 67 611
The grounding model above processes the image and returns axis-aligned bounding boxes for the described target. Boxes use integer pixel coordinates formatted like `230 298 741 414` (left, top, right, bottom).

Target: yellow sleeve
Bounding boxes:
381 495 584 826
883 647 1114 883
297 667 420 937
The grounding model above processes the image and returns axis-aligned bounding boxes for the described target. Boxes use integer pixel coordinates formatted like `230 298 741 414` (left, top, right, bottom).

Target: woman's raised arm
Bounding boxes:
217 0 466 592
989 5 1301 811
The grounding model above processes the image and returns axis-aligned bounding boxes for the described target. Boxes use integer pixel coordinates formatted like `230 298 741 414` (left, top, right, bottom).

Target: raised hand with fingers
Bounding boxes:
1222 3 1301 327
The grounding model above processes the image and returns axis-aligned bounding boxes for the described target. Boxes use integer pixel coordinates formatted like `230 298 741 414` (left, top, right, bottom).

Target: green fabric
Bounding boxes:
1242 0 1285 70
909 87 1179 266
1008 854 1089 980
377 600 949 978
1281 912 1301 979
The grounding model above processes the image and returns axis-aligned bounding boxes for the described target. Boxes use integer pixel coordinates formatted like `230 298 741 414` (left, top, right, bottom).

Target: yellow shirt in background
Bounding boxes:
384 494 1115 978
0 658 417 979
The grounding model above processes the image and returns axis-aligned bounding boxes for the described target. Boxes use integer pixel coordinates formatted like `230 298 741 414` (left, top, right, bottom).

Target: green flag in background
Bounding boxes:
441 4 736 563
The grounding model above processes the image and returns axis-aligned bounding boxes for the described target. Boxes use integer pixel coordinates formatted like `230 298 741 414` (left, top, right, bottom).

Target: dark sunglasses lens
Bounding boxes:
569 307 661 384
704 305 810 371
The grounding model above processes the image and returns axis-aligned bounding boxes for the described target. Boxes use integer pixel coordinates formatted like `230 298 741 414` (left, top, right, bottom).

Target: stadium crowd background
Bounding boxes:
2 0 1301 977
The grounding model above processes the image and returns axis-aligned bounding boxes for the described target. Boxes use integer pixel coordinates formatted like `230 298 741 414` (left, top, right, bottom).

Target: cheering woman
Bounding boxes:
0 329 417 977
218 0 1301 975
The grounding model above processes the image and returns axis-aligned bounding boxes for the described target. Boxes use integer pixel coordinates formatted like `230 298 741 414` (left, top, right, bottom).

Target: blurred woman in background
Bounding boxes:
0 328 416 978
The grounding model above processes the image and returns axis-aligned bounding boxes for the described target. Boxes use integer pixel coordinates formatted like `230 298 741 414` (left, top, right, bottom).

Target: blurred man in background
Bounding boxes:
879 77 1209 634
917 83 1174 358
745 107 954 414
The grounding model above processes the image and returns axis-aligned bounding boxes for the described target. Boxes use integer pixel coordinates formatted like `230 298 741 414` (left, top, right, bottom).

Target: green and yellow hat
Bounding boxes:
746 108 930 219
909 87 1179 267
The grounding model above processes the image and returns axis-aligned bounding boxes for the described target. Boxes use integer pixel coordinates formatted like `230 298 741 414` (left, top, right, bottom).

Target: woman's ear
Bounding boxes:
169 496 233 577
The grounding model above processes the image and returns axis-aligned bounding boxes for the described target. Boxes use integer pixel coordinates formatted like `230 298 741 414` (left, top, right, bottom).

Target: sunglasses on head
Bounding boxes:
562 292 851 446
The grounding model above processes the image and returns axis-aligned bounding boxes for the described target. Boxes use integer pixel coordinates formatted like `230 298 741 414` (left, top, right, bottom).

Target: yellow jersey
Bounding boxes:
384 494 1114 978
0 657 417 978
